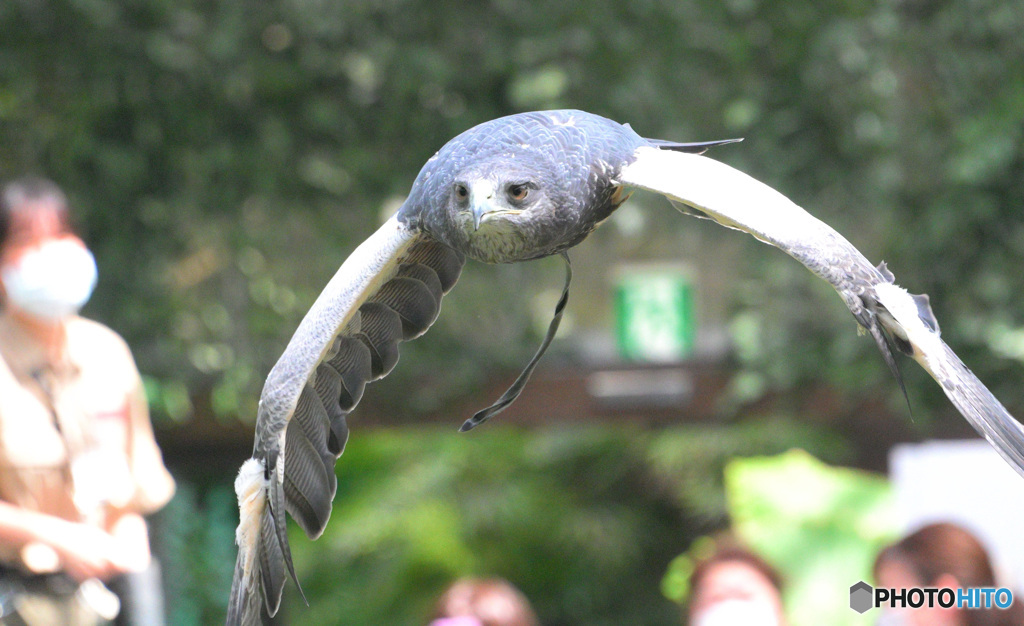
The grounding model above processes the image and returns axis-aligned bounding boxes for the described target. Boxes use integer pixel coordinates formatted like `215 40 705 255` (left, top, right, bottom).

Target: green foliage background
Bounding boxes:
2 0 1023 623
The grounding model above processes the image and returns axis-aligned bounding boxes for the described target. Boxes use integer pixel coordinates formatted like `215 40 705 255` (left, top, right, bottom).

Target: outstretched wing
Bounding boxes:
618 146 1024 478
227 214 464 626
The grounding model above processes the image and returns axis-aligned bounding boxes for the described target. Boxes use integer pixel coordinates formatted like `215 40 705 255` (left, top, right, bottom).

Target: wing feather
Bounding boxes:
370 275 441 339
396 262 444 302
257 494 285 610
355 302 404 379
874 282 1024 473
282 412 334 536
619 147 1024 479
326 335 372 411
227 215 465 625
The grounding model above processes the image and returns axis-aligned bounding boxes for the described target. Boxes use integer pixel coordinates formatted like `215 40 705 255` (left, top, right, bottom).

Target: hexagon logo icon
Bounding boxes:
850 581 874 614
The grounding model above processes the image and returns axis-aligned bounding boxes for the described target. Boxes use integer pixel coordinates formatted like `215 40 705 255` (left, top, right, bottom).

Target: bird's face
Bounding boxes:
443 163 561 263
450 168 546 231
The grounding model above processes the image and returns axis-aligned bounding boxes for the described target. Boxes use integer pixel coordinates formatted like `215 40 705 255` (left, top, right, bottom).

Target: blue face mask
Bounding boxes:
1 238 98 321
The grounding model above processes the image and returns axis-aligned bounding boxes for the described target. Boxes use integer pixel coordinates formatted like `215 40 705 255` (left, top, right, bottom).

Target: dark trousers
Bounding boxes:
0 560 164 626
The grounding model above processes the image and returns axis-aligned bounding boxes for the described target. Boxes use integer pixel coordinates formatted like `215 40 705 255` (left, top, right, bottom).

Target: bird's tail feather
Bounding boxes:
226 458 288 626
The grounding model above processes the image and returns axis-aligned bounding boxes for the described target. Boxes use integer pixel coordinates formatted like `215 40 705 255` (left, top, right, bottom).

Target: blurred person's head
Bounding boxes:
430 578 539 626
687 541 786 626
0 177 97 323
873 522 1021 626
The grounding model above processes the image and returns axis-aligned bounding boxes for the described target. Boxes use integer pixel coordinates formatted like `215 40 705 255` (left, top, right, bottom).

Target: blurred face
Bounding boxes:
875 559 965 626
689 560 785 626
2 201 66 297
0 200 96 321
1 199 71 258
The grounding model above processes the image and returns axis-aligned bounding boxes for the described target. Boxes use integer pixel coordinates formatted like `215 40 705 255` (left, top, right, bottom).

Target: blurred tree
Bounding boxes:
1 0 1021 426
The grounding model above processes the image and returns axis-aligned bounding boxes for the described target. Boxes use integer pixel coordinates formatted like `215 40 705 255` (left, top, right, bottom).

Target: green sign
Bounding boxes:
614 264 695 362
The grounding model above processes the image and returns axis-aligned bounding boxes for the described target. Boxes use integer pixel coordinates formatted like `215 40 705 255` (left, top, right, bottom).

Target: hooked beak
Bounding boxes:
464 181 518 231
469 183 496 231
471 201 489 231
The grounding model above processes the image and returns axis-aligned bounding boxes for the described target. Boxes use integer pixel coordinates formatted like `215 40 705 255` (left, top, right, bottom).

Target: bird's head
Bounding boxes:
435 157 567 263
406 110 639 263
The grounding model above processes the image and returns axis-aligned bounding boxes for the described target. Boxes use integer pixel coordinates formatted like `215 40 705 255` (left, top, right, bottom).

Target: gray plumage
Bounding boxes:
227 109 1024 625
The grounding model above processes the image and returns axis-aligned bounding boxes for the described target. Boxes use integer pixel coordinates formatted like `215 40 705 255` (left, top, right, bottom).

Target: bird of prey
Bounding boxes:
226 109 1024 625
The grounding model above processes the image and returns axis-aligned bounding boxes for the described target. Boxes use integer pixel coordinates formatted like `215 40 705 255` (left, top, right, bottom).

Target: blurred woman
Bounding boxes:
429 578 539 626
686 539 786 626
874 522 1023 626
0 178 175 624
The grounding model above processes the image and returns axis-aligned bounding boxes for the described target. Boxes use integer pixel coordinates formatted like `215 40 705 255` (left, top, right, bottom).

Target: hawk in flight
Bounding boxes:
227 110 1024 625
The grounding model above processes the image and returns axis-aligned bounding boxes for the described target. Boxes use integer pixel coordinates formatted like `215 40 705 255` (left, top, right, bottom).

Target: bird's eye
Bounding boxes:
507 183 530 202
454 183 469 201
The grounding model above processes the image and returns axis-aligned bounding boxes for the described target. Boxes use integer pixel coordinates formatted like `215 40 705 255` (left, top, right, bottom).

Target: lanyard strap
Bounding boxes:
461 252 572 432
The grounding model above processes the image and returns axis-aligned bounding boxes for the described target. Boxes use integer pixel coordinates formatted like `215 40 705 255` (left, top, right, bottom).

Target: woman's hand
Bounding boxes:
0 501 151 582
52 511 152 581
107 510 151 573
44 521 125 582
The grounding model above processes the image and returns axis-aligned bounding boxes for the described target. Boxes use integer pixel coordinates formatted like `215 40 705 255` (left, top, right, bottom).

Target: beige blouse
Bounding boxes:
0 310 175 568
